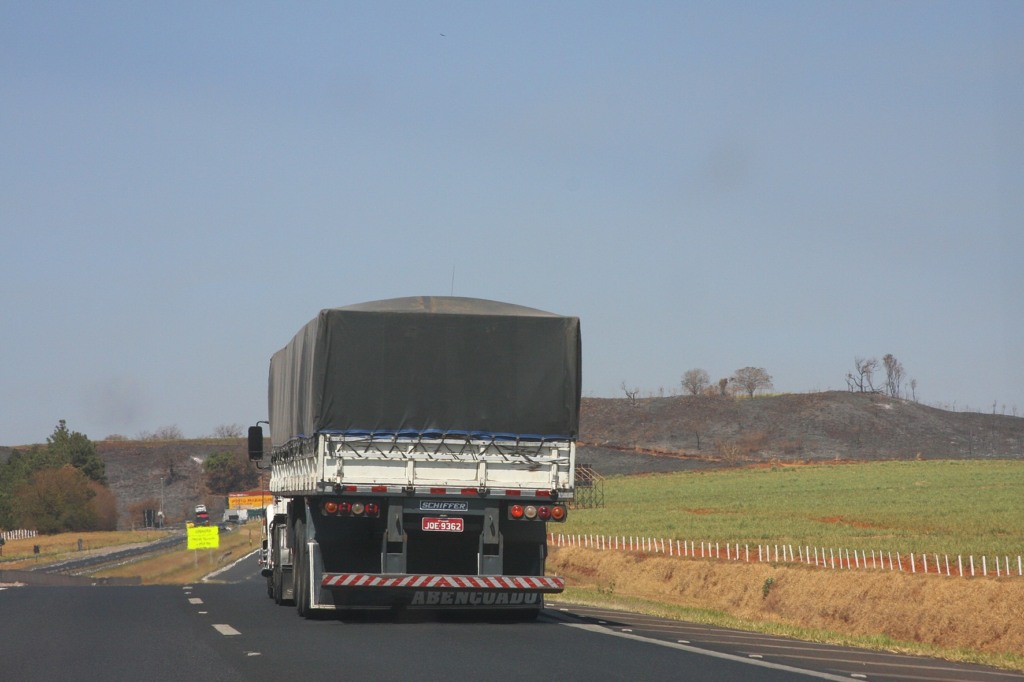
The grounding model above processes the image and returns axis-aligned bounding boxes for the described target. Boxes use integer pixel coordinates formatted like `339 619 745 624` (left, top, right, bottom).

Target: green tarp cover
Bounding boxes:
268 297 581 447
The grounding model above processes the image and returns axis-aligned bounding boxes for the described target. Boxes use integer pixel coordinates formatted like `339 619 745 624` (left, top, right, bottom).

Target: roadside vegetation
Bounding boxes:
551 459 1024 671
92 524 259 584
1 525 259 585
561 460 1023 557
0 421 115 533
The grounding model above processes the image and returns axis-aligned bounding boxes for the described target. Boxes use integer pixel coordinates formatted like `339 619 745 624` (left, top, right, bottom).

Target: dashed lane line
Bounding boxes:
212 624 241 636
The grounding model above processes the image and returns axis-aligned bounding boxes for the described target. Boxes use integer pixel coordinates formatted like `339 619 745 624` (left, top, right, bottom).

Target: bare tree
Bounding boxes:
139 425 184 441
212 423 243 438
910 378 918 402
846 357 879 393
620 381 640 406
681 368 710 396
883 354 904 398
732 367 773 398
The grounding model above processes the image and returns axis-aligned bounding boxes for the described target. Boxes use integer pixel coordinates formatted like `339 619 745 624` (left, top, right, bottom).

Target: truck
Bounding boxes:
248 296 581 618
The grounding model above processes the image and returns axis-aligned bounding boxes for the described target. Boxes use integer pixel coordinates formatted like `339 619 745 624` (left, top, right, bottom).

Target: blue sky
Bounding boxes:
2 2 1022 445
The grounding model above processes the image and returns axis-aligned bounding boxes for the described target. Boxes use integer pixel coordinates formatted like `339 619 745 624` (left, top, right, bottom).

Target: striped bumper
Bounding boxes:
321 573 565 592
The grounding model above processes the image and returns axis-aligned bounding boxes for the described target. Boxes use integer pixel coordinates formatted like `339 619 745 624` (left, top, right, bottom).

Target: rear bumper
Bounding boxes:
321 573 564 591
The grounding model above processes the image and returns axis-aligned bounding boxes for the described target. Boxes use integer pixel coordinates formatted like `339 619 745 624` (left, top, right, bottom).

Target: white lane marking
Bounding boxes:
212 624 241 636
564 623 855 682
188 598 203 605
198 611 208 615
202 548 260 582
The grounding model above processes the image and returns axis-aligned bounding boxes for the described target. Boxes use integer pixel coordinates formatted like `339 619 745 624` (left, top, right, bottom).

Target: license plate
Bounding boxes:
421 517 464 533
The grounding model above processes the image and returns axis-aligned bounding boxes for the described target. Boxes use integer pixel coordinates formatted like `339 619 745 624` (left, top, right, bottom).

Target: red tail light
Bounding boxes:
364 502 380 517
323 501 339 514
550 505 567 521
537 506 551 520
338 501 352 515
509 504 524 519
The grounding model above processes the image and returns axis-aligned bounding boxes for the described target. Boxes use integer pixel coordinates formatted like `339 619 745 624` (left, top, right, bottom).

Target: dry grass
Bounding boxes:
549 546 1024 671
0 530 167 569
93 525 259 584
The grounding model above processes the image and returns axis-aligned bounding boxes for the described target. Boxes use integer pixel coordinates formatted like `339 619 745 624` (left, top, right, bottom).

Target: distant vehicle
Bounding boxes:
250 297 580 619
195 504 207 514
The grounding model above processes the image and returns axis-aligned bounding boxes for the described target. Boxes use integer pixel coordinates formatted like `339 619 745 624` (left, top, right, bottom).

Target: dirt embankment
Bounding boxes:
549 546 1024 661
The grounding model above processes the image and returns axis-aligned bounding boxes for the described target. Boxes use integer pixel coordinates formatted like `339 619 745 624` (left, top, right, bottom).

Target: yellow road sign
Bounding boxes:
187 526 220 550
228 492 272 509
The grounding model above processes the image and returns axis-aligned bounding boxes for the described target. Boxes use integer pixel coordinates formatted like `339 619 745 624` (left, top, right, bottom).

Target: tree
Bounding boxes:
883 354 905 398
681 368 710 396
620 381 640 407
732 367 773 398
846 357 879 393
212 423 243 438
13 466 100 533
47 419 105 484
203 450 259 494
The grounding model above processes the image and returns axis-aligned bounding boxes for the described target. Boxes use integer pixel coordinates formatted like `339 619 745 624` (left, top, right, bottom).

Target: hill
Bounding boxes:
6 391 1023 529
94 439 253 527
576 390 1024 474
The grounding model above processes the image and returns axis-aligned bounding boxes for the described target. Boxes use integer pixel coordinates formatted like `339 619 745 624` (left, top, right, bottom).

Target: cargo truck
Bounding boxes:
249 296 580 618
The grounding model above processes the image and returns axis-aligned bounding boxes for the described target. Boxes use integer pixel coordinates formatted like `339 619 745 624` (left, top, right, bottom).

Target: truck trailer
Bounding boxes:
249 296 580 618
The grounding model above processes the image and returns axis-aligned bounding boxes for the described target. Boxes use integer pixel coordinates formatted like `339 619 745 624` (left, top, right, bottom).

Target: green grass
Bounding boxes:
563 460 1024 556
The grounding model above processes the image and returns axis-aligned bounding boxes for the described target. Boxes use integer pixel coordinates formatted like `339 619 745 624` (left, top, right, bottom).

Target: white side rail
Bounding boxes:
268 434 576 498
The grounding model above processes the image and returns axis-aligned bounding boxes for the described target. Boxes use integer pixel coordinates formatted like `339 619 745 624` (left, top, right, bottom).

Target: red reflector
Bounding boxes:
460 488 478 496
550 505 566 521
505 490 522 497
371 486 387 493
343 485 358 492
509 504 524 519
430 487 447 494
537 506 551 520
536 490 552 497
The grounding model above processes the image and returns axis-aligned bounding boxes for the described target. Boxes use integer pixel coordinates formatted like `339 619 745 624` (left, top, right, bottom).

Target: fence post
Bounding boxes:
970 556 975 577
922 554 927 574
983 556 987 577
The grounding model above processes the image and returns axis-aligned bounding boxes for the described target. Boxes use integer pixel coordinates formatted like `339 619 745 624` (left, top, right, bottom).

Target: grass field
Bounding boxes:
0 529 167 567
562 460 1024 557
92 524 260 584
0 526 259 584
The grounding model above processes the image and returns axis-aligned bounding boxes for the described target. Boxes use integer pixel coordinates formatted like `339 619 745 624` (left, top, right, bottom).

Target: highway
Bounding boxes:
1 554 1020 682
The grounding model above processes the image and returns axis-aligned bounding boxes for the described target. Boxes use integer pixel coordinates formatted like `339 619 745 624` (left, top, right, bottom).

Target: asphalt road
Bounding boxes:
0 554 1020 682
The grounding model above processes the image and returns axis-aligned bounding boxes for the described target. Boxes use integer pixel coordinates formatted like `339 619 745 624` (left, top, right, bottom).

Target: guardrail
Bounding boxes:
550 533 1024 578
